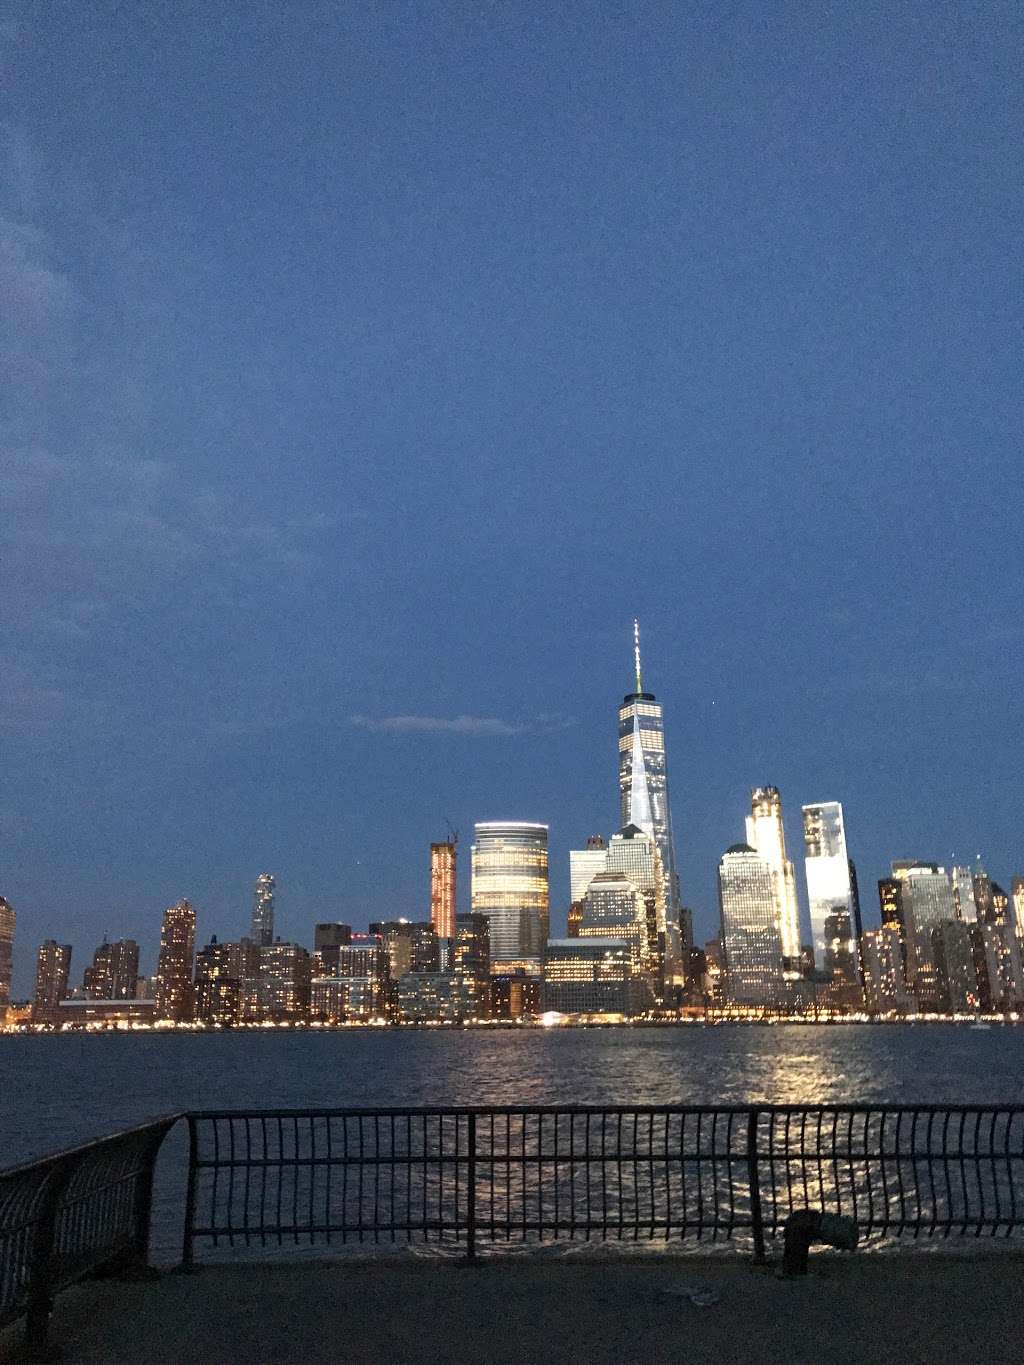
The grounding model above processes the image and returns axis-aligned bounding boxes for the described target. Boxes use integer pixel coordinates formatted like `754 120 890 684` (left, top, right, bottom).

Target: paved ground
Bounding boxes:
3 1252 1023 1364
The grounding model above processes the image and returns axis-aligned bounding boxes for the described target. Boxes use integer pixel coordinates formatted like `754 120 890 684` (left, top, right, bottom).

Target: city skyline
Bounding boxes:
3 623 1022 1002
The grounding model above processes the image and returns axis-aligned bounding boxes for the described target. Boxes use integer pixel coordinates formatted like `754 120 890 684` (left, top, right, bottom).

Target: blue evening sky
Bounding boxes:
3 2 1022 993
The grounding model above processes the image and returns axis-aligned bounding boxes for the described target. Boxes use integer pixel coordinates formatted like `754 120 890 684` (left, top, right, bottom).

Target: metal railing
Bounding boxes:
4 1105 1023 1348
182 1105 1024 1264
0 1115 179 1350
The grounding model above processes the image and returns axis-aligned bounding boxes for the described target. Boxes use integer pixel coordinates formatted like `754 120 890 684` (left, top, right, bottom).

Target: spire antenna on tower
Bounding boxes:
633 618 643 694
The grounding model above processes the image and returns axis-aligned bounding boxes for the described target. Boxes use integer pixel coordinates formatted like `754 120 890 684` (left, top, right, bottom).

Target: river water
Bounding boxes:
3 1024 1023 1260
4 1023 1024 1165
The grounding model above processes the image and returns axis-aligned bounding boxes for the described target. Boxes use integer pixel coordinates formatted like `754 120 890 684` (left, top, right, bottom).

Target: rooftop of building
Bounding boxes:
7 1253 1023 1365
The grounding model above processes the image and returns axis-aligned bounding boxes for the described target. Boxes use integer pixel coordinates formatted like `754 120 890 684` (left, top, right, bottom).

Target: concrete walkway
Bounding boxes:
3 1253 1023 1364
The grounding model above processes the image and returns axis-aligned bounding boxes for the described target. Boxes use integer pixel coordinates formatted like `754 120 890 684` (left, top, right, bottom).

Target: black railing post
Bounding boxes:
24 1159 72 1354
747 1107 766 1264
465 1111 477 1264
128 1121 174 1273
180 1117 199 1272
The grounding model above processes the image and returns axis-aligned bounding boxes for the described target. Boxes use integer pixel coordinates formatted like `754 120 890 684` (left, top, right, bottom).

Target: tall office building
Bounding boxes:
194 937 260 1026
569 836 608 903
83 938 140 1000
369 920 439 978
241 942 311 1023
33 940 72 1022
970 923 1024 1012
542 939 647 1017
802 802 856 972
951 867 978 922
251 873 276 947
471 822 549 970
895 864 956 1007
579 871 652 975
618 622 681 914
604 822 681 998
155 899 196 1022
991 883 1011 927
1013 877 1024 944
972 868 997 925
861 928 913 1015
430 841 457 942
932 921 980 1013
312 922 352 975
452 912 491 1018
0 897 15 1012
746 788 800 974
717 844 784 1008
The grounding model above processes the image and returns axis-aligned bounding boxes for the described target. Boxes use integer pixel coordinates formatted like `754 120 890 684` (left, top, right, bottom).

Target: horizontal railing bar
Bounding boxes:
185 1104 1024 1119
188 1217 1021 1238
191 1150 1024 1169
191 1154 755 1168
0 1114 183 1181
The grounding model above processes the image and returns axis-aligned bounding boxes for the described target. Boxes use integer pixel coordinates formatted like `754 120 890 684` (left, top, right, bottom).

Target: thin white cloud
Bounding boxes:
350 713 573 737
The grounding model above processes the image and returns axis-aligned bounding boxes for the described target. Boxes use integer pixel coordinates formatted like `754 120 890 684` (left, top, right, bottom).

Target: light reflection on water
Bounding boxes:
4 1024 1024 1165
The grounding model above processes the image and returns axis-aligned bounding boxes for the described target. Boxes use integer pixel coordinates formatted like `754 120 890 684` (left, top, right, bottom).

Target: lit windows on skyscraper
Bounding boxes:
617 623 681 924
0 897 15 1013
251 873 276 948
32 940 72 1023
579 871 652 981
895 864 956 1008
745 788 800 975
430 841 457 942
471 822 549 970
542 939 647 1017
717 844 784 1009
569 837 608 904
155 899 196 1022
861 927 913 1015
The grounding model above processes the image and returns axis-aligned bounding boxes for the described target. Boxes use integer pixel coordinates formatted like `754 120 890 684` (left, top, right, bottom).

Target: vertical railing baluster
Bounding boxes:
465 1111 477 1264
747 1108 765 1264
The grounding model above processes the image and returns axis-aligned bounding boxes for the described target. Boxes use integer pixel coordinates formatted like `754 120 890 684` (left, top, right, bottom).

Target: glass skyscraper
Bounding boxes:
471 822 549 971
617 622 681 983
802 801 856 971
717 844 784 1008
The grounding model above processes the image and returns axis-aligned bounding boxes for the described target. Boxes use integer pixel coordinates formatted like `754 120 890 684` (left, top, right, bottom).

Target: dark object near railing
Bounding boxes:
781 1209 858 1276
0 1115 178 1352
182 1105 1024 1265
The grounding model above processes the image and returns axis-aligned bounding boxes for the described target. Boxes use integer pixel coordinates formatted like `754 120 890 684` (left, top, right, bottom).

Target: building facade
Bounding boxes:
430 841 457 942
717 844 784 1008
83 939 140 1001
0 897 15 1012
861 927 913 1014
745 788 800 974
452 912 491 1019
617 622 681 931
895 865 956 1007
932 920 979 1013
471 822 549 970
542 939 647 1017
32 940 72 1023
154 899 196 1022
241 942 311 1023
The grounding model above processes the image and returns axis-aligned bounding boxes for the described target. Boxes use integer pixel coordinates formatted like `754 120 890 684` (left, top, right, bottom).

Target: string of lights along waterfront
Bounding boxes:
2 624 1024 1031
